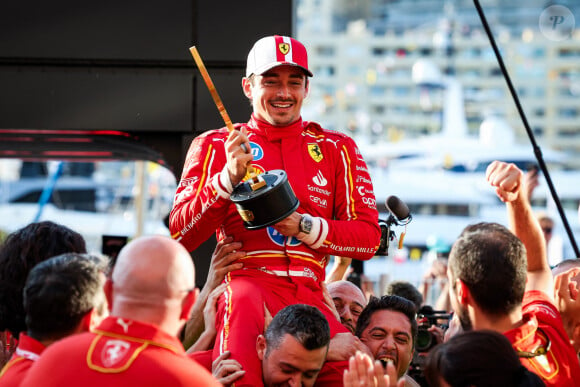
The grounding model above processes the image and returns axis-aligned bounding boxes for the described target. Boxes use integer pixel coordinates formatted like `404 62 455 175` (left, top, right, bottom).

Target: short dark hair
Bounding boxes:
448 222 527 316
0 221 87 336
24 253 107 341
552 258 580 273
265 304 330 355
384 281 423 312
355 295 418 349
424 330 544 386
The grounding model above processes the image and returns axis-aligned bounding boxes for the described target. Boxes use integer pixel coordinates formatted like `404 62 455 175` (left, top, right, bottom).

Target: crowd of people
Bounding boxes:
1 34 580 387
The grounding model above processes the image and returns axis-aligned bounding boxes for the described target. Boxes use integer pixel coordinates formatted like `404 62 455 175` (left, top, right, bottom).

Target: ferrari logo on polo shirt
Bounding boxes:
278 43 290 55
308 143 323 162
102 340 130 367
88 335 145 373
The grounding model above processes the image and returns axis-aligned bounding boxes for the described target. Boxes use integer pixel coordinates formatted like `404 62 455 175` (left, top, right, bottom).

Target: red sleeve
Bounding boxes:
522 290 568 337
169 129 232 252
302 134 381 260
522 290 559 318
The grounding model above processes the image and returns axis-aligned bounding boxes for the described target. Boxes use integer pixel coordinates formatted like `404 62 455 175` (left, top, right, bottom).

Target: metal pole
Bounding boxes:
134 160 146 238
34 161 64 223
473 0 579 258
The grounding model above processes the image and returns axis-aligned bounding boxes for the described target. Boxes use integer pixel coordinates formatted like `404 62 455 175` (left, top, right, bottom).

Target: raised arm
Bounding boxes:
170 127 252 252
486 161 552 296
326 256 353 283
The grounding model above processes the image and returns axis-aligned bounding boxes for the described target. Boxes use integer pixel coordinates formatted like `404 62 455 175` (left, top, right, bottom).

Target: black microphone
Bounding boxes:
385 195 412 224
375 195 412 256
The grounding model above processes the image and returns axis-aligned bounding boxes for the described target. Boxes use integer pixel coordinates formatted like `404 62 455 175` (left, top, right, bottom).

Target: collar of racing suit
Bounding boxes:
247 114 305 142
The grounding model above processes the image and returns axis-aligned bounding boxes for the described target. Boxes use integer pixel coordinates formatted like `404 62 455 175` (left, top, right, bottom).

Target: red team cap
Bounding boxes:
246 35 313 77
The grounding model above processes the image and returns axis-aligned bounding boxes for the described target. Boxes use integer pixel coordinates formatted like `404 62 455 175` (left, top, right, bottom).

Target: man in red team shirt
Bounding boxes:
21 236 220 387
170 35 381 385
0 253 108 386
447 160 580 386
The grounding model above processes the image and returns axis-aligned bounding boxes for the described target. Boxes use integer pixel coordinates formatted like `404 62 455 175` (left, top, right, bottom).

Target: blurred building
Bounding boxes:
296 0 580 166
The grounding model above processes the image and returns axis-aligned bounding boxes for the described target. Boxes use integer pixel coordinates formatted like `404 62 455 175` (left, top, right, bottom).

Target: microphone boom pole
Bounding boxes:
473 0 580 258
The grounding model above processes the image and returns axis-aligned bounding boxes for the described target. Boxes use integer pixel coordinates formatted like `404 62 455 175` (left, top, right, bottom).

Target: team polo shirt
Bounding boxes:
504 290 580 386
0 334 44 387
21 316 220 387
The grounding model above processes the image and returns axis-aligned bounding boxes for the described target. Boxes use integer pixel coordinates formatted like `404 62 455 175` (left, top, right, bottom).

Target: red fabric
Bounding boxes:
0 334 45 387
21 317 220 387
188 349 213 371
171 115 379 385
210 272 349 386
503 290 580 386
289 37 309 70
315 360 349 386
170 115 380 272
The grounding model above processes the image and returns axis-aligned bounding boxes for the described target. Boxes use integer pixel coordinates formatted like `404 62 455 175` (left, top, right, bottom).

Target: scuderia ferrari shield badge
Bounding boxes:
278 43 290 55
308 143 323 162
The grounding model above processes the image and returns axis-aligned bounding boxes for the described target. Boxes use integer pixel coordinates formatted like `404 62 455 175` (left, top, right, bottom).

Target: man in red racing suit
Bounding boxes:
170 35 380 386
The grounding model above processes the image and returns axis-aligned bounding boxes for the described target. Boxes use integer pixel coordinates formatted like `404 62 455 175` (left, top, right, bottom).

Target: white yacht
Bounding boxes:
354 60 580 290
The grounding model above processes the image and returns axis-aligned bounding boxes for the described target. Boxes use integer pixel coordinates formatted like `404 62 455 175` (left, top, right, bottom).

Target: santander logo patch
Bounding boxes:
312 170 327 187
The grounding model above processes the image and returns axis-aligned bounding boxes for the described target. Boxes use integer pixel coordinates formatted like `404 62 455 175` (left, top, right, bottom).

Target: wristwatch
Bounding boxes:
299 214 313 235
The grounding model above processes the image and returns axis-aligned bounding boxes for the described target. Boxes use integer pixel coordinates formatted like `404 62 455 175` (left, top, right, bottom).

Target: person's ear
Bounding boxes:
104 279 114 312
78 308 96 333
242 77 253 99
180 288 199 321
256 334 267 360
456 279 470 305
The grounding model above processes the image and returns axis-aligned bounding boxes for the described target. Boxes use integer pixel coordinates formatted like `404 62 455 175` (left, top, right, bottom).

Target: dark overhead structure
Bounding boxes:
0 0 293 174
0 0 294 284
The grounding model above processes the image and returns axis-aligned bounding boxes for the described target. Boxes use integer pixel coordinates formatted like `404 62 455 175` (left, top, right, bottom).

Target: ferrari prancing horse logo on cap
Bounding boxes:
278 43 290 55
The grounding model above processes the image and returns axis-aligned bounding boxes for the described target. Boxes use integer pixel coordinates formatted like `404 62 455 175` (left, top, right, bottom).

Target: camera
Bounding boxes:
415 306 451 352
375 219 395 256
408 306 451 386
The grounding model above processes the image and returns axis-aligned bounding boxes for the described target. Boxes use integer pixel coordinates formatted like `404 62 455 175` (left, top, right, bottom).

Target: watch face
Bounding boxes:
301 216 312 234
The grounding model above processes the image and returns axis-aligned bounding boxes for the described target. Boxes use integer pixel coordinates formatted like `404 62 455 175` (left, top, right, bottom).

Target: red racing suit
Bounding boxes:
170 115 380 277
170 115 381 386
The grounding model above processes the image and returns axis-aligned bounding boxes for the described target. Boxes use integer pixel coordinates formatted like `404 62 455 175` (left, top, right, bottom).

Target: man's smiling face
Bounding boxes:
257 333 327 387
242 65 308 127
359 309 414 379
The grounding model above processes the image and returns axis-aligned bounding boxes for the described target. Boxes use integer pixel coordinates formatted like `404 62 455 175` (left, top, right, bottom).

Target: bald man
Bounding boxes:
326 280 371 362
22 235 220 387
552 259 580 357
327 280 367 334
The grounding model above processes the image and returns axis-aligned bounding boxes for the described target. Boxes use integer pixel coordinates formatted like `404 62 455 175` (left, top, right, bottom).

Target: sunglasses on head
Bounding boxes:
516 327 551 358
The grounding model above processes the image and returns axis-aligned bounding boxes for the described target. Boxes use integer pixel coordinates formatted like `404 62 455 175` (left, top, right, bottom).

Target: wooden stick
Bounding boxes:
189 46 264 189
189 46 236 132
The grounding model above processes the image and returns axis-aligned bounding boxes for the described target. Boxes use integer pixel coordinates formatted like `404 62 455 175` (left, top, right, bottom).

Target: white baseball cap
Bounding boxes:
246 35 313 78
